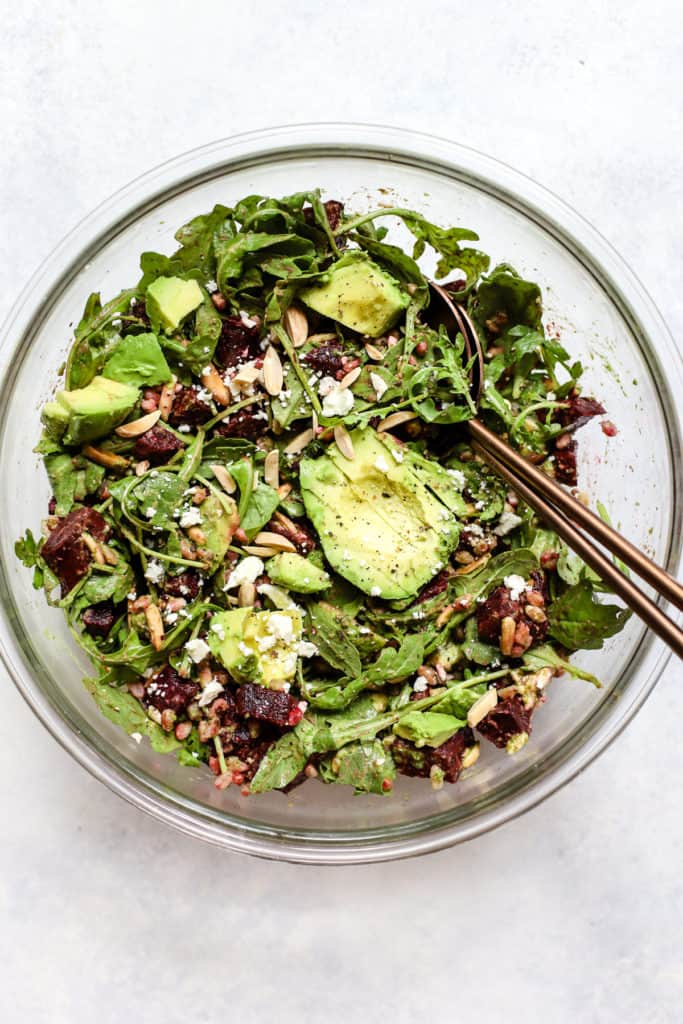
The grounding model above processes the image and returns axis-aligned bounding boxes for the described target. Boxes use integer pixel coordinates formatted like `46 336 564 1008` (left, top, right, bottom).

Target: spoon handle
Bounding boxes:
468 417 683 613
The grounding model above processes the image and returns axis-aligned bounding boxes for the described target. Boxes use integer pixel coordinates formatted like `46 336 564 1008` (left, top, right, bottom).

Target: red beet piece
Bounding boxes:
235 683 298 727
42 507 109 596
133 425 186 465
476 694 534 748
144 665 199 714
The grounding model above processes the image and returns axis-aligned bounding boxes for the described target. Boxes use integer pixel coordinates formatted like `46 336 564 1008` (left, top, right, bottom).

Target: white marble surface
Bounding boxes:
1 2 682 1021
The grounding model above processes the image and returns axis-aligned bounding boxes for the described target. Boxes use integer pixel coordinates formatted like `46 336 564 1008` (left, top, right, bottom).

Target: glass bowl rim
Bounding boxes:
0 122 680 864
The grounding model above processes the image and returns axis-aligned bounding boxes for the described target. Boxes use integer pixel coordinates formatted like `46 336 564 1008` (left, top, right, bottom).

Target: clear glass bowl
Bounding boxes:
0 124 680 863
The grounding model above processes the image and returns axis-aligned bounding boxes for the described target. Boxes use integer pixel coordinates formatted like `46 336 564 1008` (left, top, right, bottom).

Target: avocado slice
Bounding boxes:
41 375 139 445
393 711 464 748
102 333 173 388
208 608 302 687
146 276 203 332
299 428 461 600
299 252 409 337
197 493 239 571
265 552 331 593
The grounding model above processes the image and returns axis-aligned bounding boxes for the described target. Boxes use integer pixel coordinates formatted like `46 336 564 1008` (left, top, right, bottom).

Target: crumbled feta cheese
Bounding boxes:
297 700 308 712
322 387 355 418
504 574 528 601
205 279 218 292
268 613 295 643
297 640 319 658
493 510 523 537
318 375 339 398
281 652 298 676
370 372 388 400
130 732 143 743
413 677 428 693
201 366 212 376
238 641 252 658
210 621 225 641
111 318 122 329
447 468 466 489
185 637 210 663
144 560 165 585
374 455 390 473
256 634 277 652
145 507 157 519
177 424 192 434
225 556 264 590
164 611 179 625
370 586 382 597
179 507 202 528
391 448 404 463
239 310 257 328
198 679 224 706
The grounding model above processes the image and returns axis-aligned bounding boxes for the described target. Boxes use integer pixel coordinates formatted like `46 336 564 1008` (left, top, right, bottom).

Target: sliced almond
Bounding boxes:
454 553 491 576
364 343 384 361
339 366 361 389
211 463 236 494
311 410 319 434
307 332 337 344
500 615 516 656
135 460 150 476
264 449 279 489
144 604 165 651
253 531 297 553
159 378 176 421
232 365 262 389
524 604 547 624
101 544 119 566
82 445 129 470
81 532 105 565
377 411 418 432
467 688 499 728
243 544 280 557
263 346 284 396
115 409 161 438
283 428 315 455
238 581 257 607
461 744 481 769
283 305 309 348
277 482 292 499
333 423 354 460
201 363 231 406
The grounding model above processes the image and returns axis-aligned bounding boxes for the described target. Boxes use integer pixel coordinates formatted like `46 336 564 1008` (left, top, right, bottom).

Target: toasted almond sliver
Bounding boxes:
365 343 384 361
500 616 516 657
284 427 315 455
159 378 176 421
82 445 129 470
277 482 292 499
377 411 418 432
101 544 119 566
454 553 491 576
81 532 105 565
333 423 354 460
467 688 498 728
232 365 261 388
311 410 319 434
115 409 161 438
238 581 257 607
461 744 481 769
253 531 297 553
306 332 337 345
243 544 280 557
496 685 518 700
144 604 165 651
263 346 284 396
283 305 309 348
339 366 362 390
201 363 231 406
135 460 150 477
264 449 279 489
211 463 236 494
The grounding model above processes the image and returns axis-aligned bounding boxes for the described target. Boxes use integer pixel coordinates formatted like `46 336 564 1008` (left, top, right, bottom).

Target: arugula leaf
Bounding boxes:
431 679 486 717
44 453 105 516
102 332 173 388
84 677 181 753
304 635 425 710
307 602 362 678
216 232 316 293
173 204 233 277
319 739 395 795
131 472 186 531
407 326 476 424
522 643 601 687
547 581 630 650
15 529 40 568
249 732 307 794
271 363 308 428
66 288 138 389
240 482 280 539
471 264 543 333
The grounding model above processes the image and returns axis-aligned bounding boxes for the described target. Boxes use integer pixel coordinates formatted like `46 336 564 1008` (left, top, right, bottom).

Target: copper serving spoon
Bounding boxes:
426 282 683 659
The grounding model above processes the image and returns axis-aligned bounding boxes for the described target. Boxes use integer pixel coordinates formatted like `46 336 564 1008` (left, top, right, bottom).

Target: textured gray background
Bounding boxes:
1 2 682 1022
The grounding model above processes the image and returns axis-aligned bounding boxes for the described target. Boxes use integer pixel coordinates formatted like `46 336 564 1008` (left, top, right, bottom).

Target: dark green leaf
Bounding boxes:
547 581 630 650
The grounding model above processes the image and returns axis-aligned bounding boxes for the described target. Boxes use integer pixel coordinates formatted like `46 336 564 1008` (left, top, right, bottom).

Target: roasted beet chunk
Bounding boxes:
232 736 276 782
163 569 201 600
416 568 451 604
122 298 151 332
476 694 534 749
393 728 472 784
144 665 199 714
476 581 548 656
553 437 578 486
133 425 186 465
42 507 109 596
476 586 521 642
303 199 345 233
215 407 269 440
169 386 212 427
267 518 316 555
236 683 298 727
557 394 606 432
214 315 261 369
82 601 117 637
302 342 345 378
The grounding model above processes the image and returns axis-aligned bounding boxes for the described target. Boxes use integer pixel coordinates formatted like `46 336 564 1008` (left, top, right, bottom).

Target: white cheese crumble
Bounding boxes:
256 634 277 652
238 641 252 658
144 560 165 585
322 387 355 418
145 507 157 519
370 372 388 400
493 510 523 537
177 424 192 434
179 507 202 529
447 468 466 488
297 640 319 658
413 677 428 693
130 732 143 743
370 586 382 597
210 621 225 641
185 638 210 663
391 448 404 463
205 279 218 292
267 613 296 643
198 679 224 707
225 555 264 590
374 455 390 473
504 574 528 601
